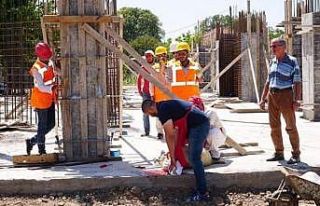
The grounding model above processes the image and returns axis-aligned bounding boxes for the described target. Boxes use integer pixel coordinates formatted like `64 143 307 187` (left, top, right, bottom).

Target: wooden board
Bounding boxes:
225 102 265 113
13 153 59 165
42 15 121 24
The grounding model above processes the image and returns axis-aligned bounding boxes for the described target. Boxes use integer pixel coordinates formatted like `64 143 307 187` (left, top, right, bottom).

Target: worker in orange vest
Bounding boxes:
153 46 171 139
170 42 201 101
26 42 60 155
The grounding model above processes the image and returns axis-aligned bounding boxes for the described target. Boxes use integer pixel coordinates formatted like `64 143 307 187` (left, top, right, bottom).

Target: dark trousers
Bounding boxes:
31 103 55 147
188 120 210 194
142 93 151 134
268 89 300 157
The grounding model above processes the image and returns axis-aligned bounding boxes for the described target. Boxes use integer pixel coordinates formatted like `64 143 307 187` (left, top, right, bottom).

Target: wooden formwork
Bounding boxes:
40 0 124 161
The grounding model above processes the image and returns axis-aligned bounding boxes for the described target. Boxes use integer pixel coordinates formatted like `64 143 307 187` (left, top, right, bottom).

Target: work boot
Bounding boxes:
186 191 210 202
38 144 46 155
26 139 33 155
140 132 149 137
157 133 164 140
266 153 284 161
287 156 300 164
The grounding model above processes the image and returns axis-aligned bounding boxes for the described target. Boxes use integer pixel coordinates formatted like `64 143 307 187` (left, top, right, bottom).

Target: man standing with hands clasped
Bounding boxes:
259 37 302 164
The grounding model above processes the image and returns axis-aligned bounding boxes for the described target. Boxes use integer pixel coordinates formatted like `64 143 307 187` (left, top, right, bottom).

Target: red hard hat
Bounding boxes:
189 96 205 111
35 42 52 60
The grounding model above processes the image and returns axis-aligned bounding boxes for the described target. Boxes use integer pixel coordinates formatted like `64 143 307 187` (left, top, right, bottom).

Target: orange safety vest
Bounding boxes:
171 61 200 101
153 63 171 102
30 59 55 109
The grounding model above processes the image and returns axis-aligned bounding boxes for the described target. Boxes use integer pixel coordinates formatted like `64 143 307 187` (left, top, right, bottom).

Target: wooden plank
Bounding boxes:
82 23 176 99
118 19 124 137
225 102 265 113
40 17 48 43
104 26 161 80
78 0 88 159
12 153 59 165
42 15 121 24
248 48 260 103
201 49 247 92
225 136 247 155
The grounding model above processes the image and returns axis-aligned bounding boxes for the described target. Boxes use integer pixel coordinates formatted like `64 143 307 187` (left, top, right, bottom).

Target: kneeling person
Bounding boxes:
142 99 210 201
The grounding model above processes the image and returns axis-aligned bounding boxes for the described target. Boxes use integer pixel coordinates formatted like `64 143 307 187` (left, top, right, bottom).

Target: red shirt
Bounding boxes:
137 67 153 96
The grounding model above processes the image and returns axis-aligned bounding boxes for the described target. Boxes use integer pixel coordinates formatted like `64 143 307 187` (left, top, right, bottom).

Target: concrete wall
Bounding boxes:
302 12 320 121
241 33 268 102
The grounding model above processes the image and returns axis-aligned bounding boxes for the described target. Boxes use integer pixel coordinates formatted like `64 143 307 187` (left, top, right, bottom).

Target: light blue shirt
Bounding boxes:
267 54 301 89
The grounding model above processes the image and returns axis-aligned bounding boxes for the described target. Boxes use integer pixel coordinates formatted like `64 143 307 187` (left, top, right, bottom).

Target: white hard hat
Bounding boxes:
169 41 179 53
144 50 155 56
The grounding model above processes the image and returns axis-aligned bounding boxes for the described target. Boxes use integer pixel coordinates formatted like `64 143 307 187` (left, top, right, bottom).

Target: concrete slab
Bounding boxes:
0 106 319 194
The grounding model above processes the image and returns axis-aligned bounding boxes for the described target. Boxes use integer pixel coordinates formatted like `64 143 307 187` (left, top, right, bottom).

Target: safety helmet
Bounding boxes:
35 42 53 60
144 50 155 56
155 46 167 56
169 42 179 53
189 96 204 111
177 42 190 52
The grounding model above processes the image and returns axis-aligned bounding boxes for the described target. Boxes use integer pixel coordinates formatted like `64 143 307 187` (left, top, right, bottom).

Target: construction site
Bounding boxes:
0 0 320 205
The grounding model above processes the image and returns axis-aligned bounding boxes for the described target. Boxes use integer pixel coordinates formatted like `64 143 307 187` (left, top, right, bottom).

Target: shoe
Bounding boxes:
157 133 164 140
140 133 149 137
287 156 300 164
266 153 284 161
26 139 33 155
38 145 47 155
186 191 209 202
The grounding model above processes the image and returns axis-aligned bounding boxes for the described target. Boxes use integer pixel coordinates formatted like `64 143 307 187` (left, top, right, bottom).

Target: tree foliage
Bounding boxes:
119 7 164 43
130 35 161 55
268 27 285 40
198 15 233 33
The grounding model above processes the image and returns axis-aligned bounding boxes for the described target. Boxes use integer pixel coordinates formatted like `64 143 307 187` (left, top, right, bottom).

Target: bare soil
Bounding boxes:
0 187 317 206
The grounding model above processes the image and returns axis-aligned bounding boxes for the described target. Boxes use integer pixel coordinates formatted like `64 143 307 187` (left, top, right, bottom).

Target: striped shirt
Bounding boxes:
267 54 301 89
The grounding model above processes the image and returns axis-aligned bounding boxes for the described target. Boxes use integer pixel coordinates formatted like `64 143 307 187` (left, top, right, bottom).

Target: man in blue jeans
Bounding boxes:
137 50 155 136
142 99 210 202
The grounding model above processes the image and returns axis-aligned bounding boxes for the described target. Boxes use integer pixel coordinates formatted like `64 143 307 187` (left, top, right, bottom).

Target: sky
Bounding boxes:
118 0 284 39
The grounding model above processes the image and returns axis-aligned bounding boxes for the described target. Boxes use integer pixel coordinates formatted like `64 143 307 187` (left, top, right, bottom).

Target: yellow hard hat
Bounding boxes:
155 46 167 56
177 42 190 52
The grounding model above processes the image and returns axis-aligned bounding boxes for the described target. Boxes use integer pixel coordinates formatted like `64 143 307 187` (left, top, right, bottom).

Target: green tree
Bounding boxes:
268 27 284 40
119 7 164 43
130 34 161 55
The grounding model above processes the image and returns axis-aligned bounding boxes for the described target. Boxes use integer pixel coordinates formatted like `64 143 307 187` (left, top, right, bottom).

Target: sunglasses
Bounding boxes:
270 44 283 48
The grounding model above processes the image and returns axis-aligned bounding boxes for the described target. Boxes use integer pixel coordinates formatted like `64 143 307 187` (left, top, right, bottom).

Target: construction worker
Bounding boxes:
137 50 155 137
142 99 210 202
153 46 171 139
168 41 180 66
26 42 59 155
170 42 201 100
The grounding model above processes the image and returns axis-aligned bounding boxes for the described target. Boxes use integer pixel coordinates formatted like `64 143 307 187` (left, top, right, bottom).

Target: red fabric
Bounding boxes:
188 96 205 111
137 67 152 96
173 109 192 168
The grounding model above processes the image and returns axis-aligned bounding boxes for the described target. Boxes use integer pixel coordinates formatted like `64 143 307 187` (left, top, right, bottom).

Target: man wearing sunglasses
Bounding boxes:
259 37 302 164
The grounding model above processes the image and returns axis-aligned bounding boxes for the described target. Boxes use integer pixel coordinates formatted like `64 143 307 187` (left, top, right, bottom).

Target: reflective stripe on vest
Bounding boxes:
30 59 55 109
171 63 200 100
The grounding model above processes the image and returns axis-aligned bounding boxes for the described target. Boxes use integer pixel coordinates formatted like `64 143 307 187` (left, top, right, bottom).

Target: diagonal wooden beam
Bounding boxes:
248 47 260 103
201 49 248 92
104 26 160 80
81 23 176 99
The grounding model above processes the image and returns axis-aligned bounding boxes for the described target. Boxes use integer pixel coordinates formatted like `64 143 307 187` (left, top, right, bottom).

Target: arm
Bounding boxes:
30 67 53 94
137 74 142 96
163 119 176 168
292 58 302 110
259 82 269 110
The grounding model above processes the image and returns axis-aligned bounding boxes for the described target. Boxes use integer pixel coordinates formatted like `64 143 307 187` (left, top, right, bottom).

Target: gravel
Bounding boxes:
0 187 317 206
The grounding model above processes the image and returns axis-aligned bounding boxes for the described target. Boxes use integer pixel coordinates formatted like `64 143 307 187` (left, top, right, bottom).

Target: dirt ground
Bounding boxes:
0 187 317 206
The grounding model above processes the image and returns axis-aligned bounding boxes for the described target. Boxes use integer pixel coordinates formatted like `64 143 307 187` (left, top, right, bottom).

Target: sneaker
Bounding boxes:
140 133 149 137
266 153 284 161
287 156 300 164
26 139 33 155
157 133 164 140
186 191 209 202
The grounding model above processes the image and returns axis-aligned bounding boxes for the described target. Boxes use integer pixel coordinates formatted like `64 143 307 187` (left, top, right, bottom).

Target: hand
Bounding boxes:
293 101 301 111
259 99 266 110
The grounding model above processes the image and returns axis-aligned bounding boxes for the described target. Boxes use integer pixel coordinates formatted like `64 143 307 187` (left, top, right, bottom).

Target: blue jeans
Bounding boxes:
142 93 151 134
31 103 55 147
188 120 210 194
